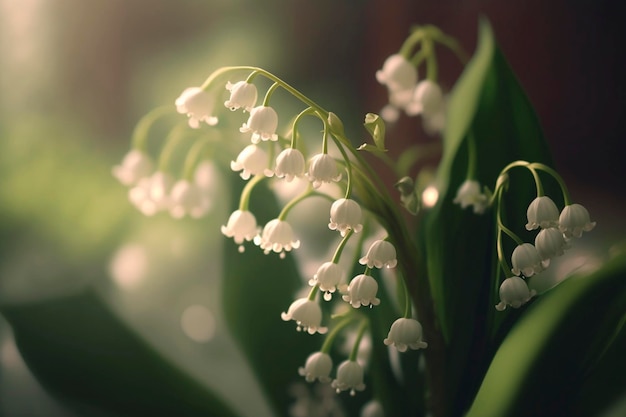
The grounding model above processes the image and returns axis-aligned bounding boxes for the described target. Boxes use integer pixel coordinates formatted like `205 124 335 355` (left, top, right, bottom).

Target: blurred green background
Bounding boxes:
1 0 625 416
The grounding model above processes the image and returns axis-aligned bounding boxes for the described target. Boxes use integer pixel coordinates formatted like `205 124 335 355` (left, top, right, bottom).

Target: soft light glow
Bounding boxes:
422 185 439 208
181 305 216 343
109 243 148 290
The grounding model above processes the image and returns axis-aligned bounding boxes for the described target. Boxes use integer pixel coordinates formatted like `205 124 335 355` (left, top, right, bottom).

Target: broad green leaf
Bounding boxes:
419 18 556 415
1 290 239 417
466 252 626 417
221 178 317 417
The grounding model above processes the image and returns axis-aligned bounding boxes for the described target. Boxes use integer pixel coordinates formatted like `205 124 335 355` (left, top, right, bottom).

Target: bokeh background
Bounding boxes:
1 0 625 416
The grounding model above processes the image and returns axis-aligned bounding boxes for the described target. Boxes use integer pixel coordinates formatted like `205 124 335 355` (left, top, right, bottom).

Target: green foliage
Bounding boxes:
466 252 626 417
419 18 556 415
1 290 239 417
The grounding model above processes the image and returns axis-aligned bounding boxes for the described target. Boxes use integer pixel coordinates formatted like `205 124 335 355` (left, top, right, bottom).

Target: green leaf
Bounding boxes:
363 113 387 152
1 290 239 417
221 178 315 417
419 18 556 415
466 252 626 417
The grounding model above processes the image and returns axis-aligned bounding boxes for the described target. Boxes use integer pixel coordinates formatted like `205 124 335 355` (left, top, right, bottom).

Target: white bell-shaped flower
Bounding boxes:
230 144 270 180
168 180 211 219
221 210 259 252
559 203 596 238
194 160 218 191
405 80 444 117
128 171 173 216
281 298 327 334
329 198 363 236
298 351 333 383
511 243 546 277
175 87 218 128
342 274 380 308
112 149 154 186
383 318 428 352
422 107 446 136
331 360 366 396
359 240 397 269
224 81 258 112
376 54 417 92
272 148 306 182
306 153 342 189
525 196 560 231
254 219 300 258
309 262 344 301
240 105 279 143
535 227 569 262
453 179 489 214
495 276 536 311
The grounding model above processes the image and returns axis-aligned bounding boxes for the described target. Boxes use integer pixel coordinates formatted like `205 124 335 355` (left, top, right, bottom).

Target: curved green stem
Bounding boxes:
530 162 572 205
320 317 355 354
182 137 212 181
278 189 321 221
331 229 354 264
399 27 425 58
424 38 438 82
329 135 354 198
131 105 172 151
401 275 412 318
262 82 280 107
290 107 316 148
307 285 319 301
349 319 369 361
497 160 542 197
238 175 265 211
495 186 521 276
157 124 189 173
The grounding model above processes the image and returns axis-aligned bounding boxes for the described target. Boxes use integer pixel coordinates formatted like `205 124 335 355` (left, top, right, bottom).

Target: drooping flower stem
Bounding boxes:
290 107 316 148
262 82 280 107
349 319 370 361
331 229 354 264
495 184 523 277
320 317 354 354
328 135 353 198
529 162 572 206
277 189 324 221
131 105 172 151
157 124 189 173
399 27 425 58
498 160 543 198
424 38 438 82
400 275 412 319
238 174 265 211
181 137 212 181
307 284 319 301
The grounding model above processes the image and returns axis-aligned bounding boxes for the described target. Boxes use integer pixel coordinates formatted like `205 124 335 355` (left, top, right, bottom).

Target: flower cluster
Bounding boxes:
490 164 595 311
114 22 603 416
113 145 216 219
374 24 465 135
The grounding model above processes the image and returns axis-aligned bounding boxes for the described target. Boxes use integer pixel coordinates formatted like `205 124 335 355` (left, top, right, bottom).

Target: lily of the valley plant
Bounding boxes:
113 19 623 417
